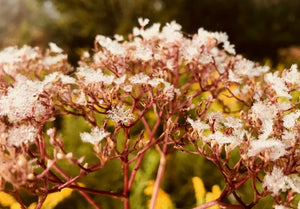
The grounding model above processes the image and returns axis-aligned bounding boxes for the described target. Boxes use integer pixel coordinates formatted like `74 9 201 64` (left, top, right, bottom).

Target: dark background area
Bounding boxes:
1 0 299 65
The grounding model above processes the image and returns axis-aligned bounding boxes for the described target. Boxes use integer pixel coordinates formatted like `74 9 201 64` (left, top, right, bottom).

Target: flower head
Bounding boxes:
49 42 63 54
7 125 38 147
107 105 135 125
0 75 46 121
263 166 289 195
248 138 287 161
80 127 110 144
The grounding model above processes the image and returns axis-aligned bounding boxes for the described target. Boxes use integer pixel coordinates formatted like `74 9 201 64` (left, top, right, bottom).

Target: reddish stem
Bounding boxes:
68 185 125 199
78 191 102 209
193 199 244 209
149 150 167 209
128 151 146 190
122 160 130 209
35 195 47 209
122 128 130 209
14 191 26 209
149 127 169 209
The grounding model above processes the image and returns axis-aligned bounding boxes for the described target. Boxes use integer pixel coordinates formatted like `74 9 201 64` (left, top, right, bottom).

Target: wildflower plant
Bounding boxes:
0 18 299 209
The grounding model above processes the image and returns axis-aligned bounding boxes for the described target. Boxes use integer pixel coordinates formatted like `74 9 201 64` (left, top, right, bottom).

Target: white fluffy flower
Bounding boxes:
181 43 199 62
138 17 150 27
228 70 242 83
248 138 287 161
83 51 90 58
278 102 291 111
129 73 150 84
286 174 300 193
251 101 278 140
223 116 242 129
187 118 210 134
0 46 38 65
43 54 67 66
148 78 164 87
96 35 125 56
43 72 76 84
114 34 124 42
258 119 274 140
139 23 161 39
122 85 133 92
263 167 289 195
0 75 45 121
223 41 236 54
274 205 287 209
75 91 87 105
0 46 39 76
134 46 153 61
160 21 182 43
80 127 110 144
283 110 300 129
7 125 38 147
251 101 278 121
263 167 300 196
282 131 296 147
234 59 269 78
265 72 291 98
162 81 180 100
77 66 114 85
49 42 63 53
206 131 233 144
282 64 300 84
107 105 135 124
114 75 127 85
206 112 224 130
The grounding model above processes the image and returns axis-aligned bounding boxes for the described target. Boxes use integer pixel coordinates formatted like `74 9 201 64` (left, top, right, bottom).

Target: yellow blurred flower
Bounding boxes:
192 176 221 209
0 186 77 209
144 180 175 209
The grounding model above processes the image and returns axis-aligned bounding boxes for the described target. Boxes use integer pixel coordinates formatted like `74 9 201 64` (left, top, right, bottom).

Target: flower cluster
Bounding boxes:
0 19 299 209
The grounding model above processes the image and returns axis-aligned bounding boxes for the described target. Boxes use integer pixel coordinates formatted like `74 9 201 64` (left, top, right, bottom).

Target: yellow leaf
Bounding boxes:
192 177 206 205
41 188 73 209
192 177 221 209
144 181 175 209
28 202 37 209
0 184 81 209
211 185 221 200
205 185 221 209
10 202 21 209
0 192 17 207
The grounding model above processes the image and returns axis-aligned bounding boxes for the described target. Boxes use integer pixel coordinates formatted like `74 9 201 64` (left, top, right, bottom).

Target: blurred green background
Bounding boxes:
1 0 299 208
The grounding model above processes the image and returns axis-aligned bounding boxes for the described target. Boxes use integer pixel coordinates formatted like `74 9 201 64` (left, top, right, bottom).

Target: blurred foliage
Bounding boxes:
0 0 299 65
40 115 226 209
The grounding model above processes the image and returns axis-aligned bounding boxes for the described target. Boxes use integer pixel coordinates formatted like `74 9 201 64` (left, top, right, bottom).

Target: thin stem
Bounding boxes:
128 151 146 190
122 128 130 209
193 200 218 209
193 199 244 209
122 160 130 209
149 150 167 209
14 191 26 209
35 195 47 209
69 185 125 199
233 191 247 208
49 160 102 208
78 191 102 209
149 128 169 209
